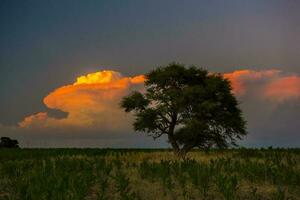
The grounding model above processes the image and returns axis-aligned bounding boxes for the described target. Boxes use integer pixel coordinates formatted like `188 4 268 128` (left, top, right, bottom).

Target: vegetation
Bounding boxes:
121 63 246 157
1 148 300 200
0 137 19 148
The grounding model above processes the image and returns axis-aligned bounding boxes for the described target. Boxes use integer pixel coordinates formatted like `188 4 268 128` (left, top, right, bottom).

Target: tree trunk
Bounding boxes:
180 143 195 159
168 134 180 154
167 117 180 156
167 111 194 159
170 141 195 160
177 149 188 160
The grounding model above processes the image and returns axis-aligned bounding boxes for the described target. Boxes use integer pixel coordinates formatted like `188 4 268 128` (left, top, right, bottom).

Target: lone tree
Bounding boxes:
0 137 19 148
121 63 246 157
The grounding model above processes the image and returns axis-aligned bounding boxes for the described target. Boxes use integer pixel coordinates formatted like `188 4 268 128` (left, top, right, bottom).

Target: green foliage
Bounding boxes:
0 137 19 148
216 174 238 200
272 186 286 200
1 157 94 200
249 187 262 200
121 63 247 156
1 148 300 199
112 170 136 200
94 159 112 200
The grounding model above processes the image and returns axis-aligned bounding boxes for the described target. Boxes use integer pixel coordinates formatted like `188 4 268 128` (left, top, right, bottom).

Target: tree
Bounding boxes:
0 137 19 148
121 63 246 157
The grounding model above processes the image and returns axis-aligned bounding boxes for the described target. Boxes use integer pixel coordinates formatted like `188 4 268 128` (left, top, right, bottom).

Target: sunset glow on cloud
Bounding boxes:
19 70 145 131
223 69 281 95
74 70 122 85
224 69 300 102
265 76 300 102
18 68 300 134
19 112 49 128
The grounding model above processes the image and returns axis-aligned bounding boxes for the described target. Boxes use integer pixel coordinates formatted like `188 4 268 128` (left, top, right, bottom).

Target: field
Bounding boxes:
0 148 300 200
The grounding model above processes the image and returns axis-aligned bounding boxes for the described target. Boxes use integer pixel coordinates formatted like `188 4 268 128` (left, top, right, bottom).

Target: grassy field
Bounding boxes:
0 148 300 200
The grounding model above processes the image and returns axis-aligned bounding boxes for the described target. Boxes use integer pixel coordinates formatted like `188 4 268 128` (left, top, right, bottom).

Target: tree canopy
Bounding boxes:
0 137 19 148
121 63 246 157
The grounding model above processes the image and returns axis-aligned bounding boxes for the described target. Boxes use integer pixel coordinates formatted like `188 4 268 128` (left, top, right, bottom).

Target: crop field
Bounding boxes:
0 148 300 200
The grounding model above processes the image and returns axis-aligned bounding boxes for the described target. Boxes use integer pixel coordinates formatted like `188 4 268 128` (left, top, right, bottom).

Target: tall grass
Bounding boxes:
0 148 300 199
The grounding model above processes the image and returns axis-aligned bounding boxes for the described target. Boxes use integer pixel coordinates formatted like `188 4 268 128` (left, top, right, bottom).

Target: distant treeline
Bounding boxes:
0 137 19 148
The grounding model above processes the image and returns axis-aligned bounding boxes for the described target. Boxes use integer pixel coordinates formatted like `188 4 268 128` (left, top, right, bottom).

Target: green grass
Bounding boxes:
0 148 300 200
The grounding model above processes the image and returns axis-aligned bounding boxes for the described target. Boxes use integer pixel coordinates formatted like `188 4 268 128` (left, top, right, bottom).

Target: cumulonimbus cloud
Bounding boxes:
19 70 145 131
264 76 300 102
223 69 281 95
19 68 300 133
224 69 300 102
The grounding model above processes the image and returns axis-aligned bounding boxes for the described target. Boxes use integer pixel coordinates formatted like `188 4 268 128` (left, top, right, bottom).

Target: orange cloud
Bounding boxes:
19 112 48 128
19 68 300 132
224 69 300 102
74 70 122 85
265 76 300 102
223 69 280 95
19 70 145 131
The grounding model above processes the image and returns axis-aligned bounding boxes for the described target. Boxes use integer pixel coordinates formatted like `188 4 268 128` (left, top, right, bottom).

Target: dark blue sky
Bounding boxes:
1 0 300 147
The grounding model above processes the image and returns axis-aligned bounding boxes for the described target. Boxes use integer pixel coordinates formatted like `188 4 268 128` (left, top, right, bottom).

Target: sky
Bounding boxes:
0 0 300 148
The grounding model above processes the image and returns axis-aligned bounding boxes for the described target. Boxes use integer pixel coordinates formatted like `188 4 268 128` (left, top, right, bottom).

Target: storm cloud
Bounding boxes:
1 68 299 147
